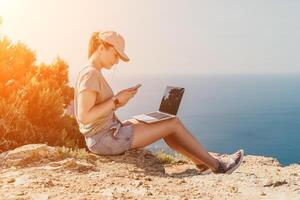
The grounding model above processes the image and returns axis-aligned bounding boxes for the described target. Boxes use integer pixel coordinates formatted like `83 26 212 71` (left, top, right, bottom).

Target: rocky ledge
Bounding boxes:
0 144 299 200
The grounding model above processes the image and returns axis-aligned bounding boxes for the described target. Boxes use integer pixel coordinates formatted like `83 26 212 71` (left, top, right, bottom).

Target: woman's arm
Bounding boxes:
77 89 115 125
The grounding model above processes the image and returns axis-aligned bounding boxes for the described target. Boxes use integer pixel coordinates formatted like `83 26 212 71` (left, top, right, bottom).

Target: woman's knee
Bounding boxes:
168 117 181 130
163 135 177 149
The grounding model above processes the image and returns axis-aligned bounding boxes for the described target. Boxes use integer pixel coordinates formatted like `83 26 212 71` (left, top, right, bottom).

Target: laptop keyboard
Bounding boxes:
146 112 171 119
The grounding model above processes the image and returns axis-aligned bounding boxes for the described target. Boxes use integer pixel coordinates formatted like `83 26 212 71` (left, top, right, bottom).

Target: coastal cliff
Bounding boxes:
0 144 299 199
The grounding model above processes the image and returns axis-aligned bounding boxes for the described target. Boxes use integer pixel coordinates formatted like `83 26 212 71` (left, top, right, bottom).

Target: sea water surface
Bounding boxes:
107 73 300 166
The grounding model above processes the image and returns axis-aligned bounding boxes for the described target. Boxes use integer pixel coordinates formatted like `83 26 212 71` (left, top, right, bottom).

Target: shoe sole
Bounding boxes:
225 149 244 174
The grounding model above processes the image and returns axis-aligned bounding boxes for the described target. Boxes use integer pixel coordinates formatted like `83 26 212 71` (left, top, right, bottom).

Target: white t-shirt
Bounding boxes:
74 65 121 137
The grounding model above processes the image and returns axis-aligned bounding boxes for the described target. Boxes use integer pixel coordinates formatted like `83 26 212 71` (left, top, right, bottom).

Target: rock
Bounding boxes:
144 177 153 181
1 143 300 199
16 191 25 196
137 181 143 187
178 179 186 184
3 144 62 167
42 158 97 172
261 191 266 196
147 191 153 196
7 177 15 183
44 180 55 187
263 180 288 187
273 180 288 187
229 186 238 193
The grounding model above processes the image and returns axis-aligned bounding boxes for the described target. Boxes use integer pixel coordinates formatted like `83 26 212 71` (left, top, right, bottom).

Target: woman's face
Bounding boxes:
96 44 120 69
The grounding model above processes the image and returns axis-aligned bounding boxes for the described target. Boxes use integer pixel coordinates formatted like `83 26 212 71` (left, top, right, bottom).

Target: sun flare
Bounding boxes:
0 0 19 20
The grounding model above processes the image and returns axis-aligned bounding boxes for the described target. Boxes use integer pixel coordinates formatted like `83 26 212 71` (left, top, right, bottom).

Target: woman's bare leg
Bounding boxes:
163 134 207 165
122 119 206 166
127 117 219 170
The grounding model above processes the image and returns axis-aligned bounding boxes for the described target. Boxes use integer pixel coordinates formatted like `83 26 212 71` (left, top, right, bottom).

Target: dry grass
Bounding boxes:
152 149 189 165
58 146 190 167
59 146 90 160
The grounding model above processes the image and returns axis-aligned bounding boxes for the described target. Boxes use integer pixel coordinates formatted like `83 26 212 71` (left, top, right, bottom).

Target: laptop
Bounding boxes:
133 86 185 123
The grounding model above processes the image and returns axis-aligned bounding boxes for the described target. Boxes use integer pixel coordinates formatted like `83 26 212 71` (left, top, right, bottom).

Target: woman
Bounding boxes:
74 31 244 174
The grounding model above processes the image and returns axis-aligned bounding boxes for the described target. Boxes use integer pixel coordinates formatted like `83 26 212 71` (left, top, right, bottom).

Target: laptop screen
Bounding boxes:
159 86 185 115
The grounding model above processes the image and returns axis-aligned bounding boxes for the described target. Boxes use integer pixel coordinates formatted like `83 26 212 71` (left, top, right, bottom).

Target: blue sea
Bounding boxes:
107 74 300 166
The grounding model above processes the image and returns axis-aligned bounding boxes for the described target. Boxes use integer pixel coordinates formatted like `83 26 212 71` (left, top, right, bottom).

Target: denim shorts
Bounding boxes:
84 124 134 156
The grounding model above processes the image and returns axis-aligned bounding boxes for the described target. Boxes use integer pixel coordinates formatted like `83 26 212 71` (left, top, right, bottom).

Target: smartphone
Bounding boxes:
127 84 142 91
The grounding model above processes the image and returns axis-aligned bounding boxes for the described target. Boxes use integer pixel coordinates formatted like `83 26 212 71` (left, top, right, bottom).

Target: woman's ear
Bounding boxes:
97 45 102 52
95 45 103 56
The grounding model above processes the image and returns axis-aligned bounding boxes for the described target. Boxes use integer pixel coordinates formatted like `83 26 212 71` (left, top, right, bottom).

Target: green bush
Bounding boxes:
0 35 85 152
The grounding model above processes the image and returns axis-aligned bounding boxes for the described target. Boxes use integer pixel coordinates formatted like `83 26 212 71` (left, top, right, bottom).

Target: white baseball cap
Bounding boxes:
98 31 130 62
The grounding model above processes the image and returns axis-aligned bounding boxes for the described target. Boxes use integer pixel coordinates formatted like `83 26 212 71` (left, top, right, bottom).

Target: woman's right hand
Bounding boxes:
114 88 138 108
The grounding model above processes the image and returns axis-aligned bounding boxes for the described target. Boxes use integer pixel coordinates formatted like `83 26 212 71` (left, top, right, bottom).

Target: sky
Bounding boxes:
0 0 300 85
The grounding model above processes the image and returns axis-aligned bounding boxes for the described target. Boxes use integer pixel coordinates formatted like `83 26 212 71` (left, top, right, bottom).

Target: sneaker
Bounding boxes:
213 149 244 174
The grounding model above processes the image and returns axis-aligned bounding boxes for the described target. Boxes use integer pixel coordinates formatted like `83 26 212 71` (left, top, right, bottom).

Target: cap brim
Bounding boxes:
116 49 130 62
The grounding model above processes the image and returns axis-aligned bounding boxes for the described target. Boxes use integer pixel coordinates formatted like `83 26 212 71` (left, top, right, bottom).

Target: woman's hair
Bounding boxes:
88 32 113 58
